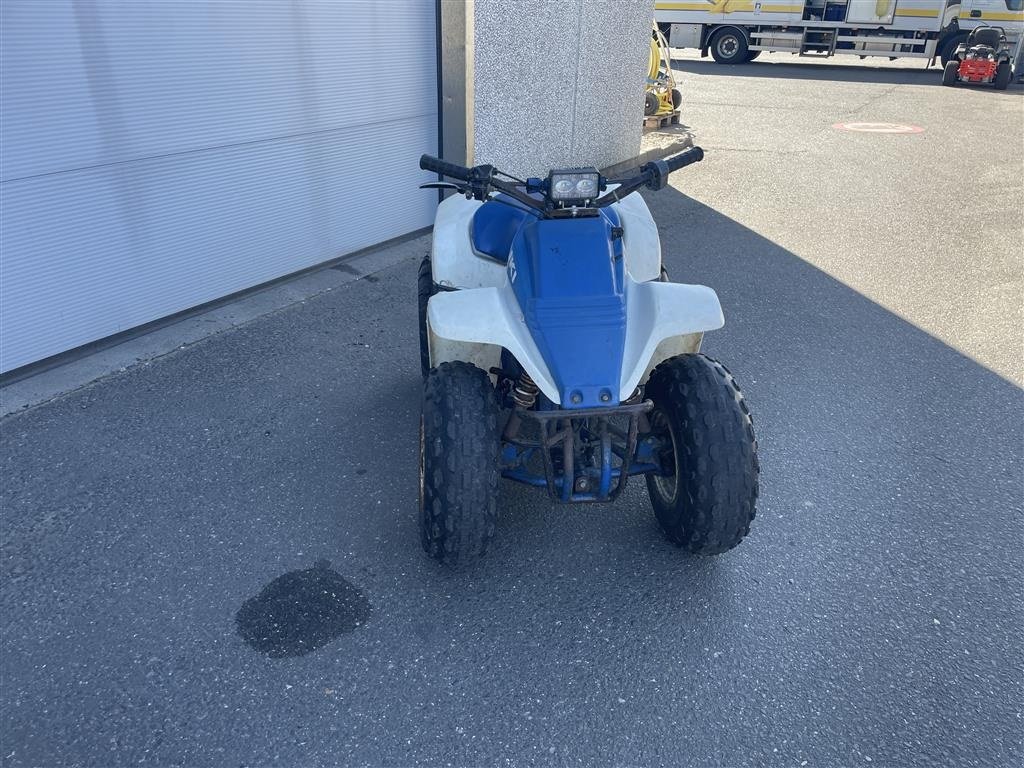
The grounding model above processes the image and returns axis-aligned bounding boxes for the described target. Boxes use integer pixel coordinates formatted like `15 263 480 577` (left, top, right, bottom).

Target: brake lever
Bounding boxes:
419 182 466 192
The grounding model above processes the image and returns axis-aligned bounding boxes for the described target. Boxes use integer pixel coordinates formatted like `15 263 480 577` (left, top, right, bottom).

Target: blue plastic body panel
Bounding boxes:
508 209 625 409
468 195 536 262
470 195 538 263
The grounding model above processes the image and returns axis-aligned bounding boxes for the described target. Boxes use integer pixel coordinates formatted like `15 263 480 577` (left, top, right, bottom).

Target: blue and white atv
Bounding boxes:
417 148 758 565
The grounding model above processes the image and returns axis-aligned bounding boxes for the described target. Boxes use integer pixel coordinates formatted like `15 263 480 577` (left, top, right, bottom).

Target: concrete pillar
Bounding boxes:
440 0 655 177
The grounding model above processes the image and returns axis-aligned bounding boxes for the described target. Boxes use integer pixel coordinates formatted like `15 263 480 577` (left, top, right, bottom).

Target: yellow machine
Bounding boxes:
645 25 681 117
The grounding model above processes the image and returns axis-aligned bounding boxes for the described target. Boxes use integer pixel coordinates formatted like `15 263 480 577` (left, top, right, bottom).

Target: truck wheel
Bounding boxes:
417 255 436 377
994 60 1011 90
942 60 959 87
709 28 749 65
420 362 500 565
644 354 759 555
938 33 966 66
745 50 761 61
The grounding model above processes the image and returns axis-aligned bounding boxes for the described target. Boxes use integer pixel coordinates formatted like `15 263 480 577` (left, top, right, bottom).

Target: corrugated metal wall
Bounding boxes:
0 0 438 373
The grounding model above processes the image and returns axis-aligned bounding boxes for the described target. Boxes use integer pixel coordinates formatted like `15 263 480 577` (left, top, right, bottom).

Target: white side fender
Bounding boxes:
614 192 662 283
430 194 506 289
619 280 724 399
426 283 561 403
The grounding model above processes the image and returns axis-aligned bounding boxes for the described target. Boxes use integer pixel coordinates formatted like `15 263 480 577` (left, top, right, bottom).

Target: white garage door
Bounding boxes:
0 0 437 374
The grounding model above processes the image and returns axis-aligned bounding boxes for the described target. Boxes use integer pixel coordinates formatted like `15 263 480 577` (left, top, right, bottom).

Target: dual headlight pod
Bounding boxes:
548 168 600 205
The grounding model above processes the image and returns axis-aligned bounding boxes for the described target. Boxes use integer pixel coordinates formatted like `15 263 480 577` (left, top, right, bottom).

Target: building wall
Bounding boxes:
472 0 654 176
0 0 438 374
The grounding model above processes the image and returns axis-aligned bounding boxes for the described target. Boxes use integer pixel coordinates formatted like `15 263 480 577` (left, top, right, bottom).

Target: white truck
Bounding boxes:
655 0 1023 66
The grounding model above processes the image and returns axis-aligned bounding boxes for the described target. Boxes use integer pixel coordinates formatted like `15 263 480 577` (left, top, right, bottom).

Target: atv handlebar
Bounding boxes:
593 146 704 206
420 154 544 211
665 146 704 173
418 145 704 213
419 154 474 181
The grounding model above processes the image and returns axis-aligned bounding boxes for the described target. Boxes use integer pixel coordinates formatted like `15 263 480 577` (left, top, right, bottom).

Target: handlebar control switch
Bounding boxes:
642 160 671 192
467 164 496 201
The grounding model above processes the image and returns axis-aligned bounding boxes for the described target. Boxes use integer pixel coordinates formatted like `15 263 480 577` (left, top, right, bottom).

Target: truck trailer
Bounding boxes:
655 0 1023 66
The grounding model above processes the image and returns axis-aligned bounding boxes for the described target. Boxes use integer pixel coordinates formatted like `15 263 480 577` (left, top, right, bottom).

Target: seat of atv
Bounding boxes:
967 27 1003 50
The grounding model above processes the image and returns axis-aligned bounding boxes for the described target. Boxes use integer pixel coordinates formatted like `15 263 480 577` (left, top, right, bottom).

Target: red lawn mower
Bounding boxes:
943 26 1013 90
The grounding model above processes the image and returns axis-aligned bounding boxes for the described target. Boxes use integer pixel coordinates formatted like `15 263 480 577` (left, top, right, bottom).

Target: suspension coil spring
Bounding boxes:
512 371 539 408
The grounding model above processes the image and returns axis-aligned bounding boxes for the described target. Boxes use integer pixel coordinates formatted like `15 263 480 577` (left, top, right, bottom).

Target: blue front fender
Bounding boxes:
508 212 626 409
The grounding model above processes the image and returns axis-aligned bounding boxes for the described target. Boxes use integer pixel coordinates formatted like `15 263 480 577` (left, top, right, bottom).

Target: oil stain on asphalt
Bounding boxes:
236 560 371 658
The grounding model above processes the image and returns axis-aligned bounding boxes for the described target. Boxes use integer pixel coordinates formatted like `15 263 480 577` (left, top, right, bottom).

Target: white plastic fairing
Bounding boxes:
618 279 724 399
611 192 662 283
427 282 561 403
428 276 724 407
427 189 720 406
430 194 505 289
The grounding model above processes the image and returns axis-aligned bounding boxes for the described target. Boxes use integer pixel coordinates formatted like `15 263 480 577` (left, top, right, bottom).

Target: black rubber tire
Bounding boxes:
644 354 759 555
994 60 1011 90
671 88 682 109
709 28 749 65
644 91 660 117
420 362 500 566
417 255 436 377
942 60 960 87
745 50 761 61
938 33 966 67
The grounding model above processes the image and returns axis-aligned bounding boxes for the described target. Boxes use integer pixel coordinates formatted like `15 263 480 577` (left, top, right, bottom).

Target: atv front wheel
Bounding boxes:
420 362 500 565
942 60 959 87
645 354 759 555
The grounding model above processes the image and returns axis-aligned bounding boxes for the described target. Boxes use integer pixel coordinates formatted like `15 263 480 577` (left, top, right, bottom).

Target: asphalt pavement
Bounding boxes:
2 52 1022 767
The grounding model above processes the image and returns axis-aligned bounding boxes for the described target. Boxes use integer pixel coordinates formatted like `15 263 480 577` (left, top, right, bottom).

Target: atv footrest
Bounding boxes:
501 401 657 503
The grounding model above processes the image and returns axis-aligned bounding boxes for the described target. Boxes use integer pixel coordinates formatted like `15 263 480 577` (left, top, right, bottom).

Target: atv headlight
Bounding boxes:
548 168 600 205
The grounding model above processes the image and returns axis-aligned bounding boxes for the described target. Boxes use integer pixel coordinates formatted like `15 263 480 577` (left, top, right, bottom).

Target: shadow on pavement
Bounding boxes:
393 183 1023 765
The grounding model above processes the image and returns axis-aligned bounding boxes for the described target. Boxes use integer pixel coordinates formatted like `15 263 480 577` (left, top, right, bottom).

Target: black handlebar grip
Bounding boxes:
419 154 473 181
664 146 705 173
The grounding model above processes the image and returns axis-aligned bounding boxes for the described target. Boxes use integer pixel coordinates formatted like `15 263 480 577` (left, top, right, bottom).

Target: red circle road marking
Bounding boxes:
833 122 925 134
